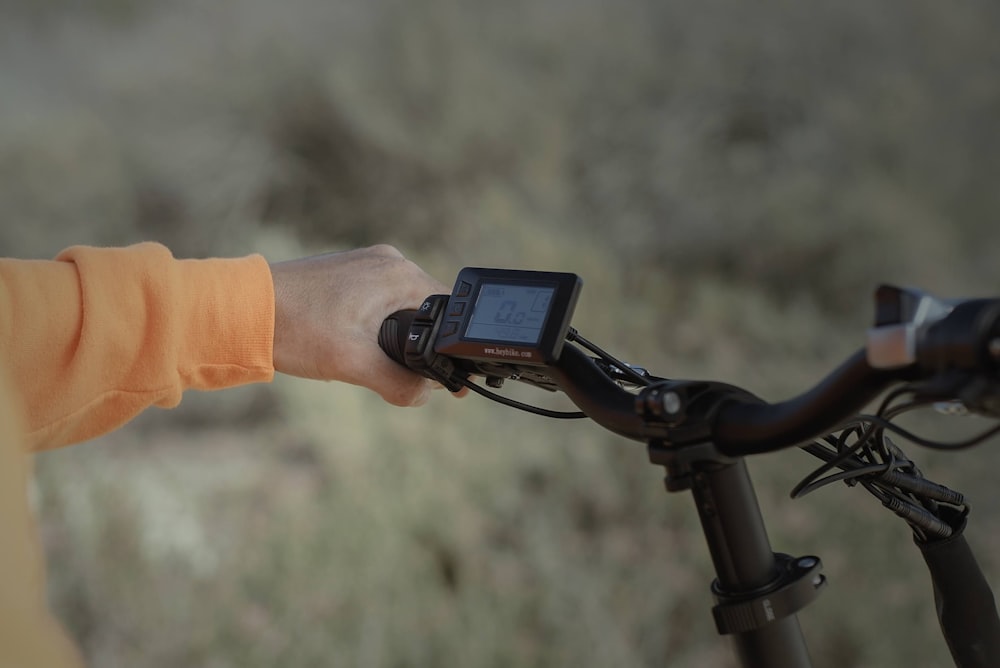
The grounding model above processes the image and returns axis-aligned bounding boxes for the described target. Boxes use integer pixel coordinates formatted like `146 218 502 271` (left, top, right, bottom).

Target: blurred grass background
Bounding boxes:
3 0 999 666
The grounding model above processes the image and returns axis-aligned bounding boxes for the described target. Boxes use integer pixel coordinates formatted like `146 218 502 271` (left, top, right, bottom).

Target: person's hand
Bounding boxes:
269 244 452 407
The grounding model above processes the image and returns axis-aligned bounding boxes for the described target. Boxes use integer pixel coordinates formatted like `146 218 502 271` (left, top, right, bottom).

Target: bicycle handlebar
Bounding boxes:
545 345 905 456
710 350 898 456
917 507 1000 668
381 289 1000 456
547 295 1000 456
378 283 1000 668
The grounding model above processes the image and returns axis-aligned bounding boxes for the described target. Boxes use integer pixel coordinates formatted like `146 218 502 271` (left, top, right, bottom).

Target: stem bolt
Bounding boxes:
662 391 682 415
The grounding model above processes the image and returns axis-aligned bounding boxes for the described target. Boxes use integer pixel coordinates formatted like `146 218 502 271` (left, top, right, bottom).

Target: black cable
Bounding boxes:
859 414 1000 451
876 470 965 505
791 392 937 498
459 377 586 419
449 328 646 420
789 385 985 541
792 459 896 497
791 421 882 498
567 329 653 387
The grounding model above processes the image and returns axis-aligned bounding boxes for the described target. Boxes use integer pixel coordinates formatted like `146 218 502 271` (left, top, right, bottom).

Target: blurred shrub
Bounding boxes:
7 1 998 667
258 85 457 251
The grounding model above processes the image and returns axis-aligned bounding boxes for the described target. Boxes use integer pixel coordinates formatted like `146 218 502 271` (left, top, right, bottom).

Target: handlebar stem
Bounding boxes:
649 451 818 667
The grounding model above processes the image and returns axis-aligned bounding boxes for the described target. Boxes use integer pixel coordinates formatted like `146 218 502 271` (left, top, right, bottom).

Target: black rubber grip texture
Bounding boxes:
917 508 1000 668
378 310 418 367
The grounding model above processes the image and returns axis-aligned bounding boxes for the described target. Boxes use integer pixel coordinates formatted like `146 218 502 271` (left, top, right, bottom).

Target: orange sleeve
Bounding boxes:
0 242 275 450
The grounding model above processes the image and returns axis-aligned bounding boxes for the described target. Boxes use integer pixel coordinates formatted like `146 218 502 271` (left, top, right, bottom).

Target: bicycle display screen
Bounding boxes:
464 283 555 345
435 268 582 365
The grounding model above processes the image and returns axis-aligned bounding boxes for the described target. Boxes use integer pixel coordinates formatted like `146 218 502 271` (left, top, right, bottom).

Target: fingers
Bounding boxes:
270 244 462 407
334 337 435 407
372 362 434 407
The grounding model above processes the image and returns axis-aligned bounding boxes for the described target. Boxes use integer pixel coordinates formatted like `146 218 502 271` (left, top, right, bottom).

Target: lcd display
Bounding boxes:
464 283 555 345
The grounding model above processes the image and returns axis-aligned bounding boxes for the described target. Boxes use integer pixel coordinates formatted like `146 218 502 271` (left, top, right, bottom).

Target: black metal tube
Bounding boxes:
692 461 814 668
548 346 900 457
916 508 1000 668
713 350 898 456
548 344 646 438
692 462 775 584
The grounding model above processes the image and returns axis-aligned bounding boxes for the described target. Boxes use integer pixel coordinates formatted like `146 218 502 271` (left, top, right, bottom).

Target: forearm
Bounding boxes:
0 243 274 450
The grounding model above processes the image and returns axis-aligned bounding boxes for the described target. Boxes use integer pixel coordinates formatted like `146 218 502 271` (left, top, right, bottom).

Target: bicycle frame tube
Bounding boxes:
687 460 814 668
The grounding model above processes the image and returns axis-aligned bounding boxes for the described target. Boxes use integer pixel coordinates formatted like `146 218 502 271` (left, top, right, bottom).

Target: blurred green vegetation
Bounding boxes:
3 0 998 666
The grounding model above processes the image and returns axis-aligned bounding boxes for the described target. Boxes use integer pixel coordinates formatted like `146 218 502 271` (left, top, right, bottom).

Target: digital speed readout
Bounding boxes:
465 283 555 345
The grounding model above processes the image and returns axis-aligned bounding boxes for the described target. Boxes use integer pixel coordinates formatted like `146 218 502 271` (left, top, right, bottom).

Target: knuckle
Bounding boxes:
366 244 404 259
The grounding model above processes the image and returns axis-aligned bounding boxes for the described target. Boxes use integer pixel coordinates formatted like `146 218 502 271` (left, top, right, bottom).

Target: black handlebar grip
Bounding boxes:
378 310 419 367
917 509 1000 668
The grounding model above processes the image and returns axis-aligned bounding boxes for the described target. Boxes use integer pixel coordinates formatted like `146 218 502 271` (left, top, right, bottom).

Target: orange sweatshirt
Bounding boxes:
0 242 275 667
